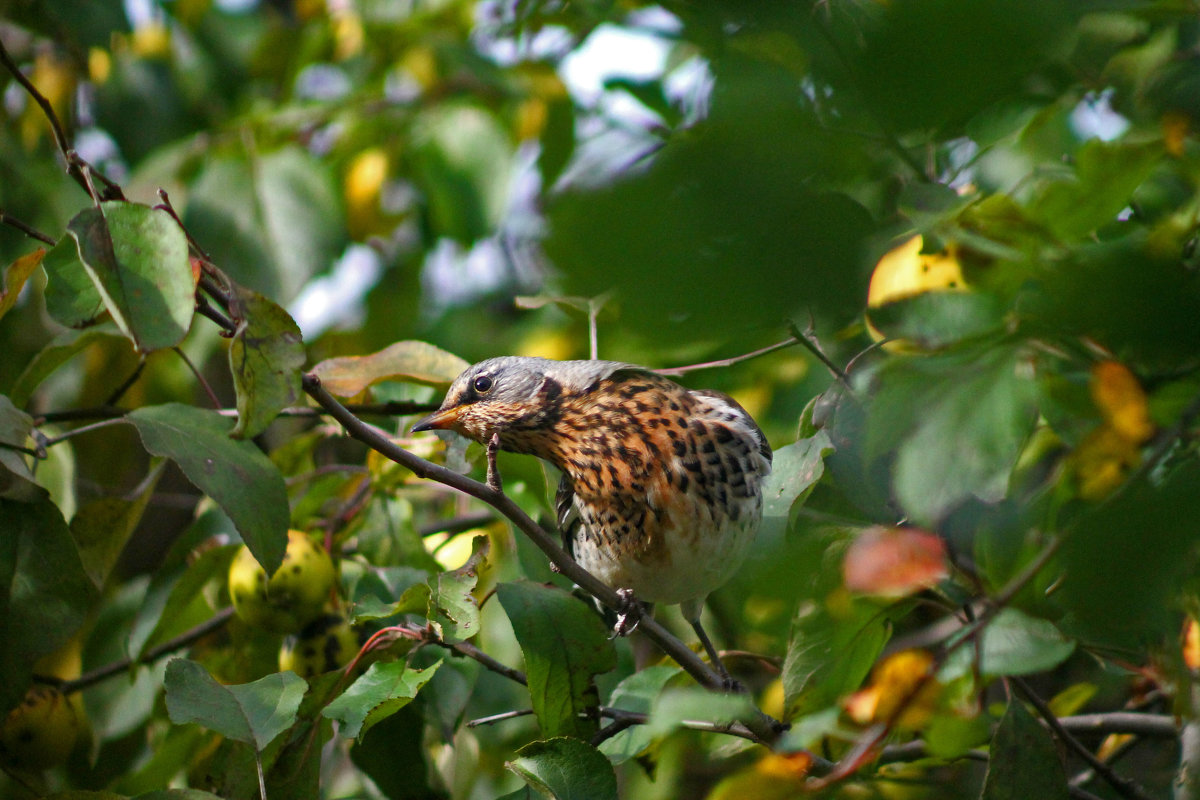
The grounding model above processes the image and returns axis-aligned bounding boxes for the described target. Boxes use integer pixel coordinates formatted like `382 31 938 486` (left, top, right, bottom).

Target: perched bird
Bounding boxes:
412 357 772 681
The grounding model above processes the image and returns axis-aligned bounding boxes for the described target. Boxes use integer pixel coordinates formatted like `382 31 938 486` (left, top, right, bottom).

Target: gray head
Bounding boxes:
411 357 641 443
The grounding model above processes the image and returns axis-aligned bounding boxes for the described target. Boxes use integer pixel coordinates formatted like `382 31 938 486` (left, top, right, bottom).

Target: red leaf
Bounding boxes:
843 526 947 597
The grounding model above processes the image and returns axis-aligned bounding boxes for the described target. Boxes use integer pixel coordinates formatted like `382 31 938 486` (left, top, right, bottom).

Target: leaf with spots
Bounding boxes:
228 284 306 439
127 404 289 575
497 581 616 739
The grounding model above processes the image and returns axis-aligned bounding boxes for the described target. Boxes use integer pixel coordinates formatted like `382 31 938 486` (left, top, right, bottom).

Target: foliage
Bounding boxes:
2 1 1200 798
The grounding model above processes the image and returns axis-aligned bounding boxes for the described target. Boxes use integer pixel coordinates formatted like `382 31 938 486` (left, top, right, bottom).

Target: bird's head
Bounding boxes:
412 357 634 447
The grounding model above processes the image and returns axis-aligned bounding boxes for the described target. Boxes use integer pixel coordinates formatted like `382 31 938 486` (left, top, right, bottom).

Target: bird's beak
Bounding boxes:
411 405 461 433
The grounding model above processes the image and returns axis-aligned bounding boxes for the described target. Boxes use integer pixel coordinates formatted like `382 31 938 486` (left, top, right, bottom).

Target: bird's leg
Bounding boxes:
611 588 644 637
485 432 503 492
682 598 739 691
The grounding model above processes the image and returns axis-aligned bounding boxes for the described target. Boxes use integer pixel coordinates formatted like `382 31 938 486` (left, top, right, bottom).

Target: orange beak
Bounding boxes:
411 406 462 433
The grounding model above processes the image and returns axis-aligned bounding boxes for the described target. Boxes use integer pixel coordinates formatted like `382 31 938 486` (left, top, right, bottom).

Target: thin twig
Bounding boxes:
196 294 237 335
0 208 56 245
787 318 850 384
173 347 221 408
103 358 146 407
59 607 236 695
653 337 802 377
467 708 536 727
38 417 125 448
1013 676 1156 800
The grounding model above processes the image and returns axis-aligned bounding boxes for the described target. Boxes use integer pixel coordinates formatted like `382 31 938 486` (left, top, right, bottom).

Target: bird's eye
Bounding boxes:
473 375 493 393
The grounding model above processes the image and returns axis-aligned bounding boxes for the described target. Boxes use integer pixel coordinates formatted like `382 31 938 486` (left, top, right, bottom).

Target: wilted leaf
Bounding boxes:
982 696 1069 800
508 737 617 800
322 660 441 741
428 536 486 644
843 526 947 597
228 284 306 439
310 340 469 397
164 658 306 750
0 495 97 713
65 202 194 352
127 404 289 575
496 581 616 739
0 248 44 321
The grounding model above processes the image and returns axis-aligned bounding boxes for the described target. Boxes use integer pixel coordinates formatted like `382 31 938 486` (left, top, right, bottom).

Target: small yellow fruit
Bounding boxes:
229 531 335 633
279 614 361 678
0 684 80 770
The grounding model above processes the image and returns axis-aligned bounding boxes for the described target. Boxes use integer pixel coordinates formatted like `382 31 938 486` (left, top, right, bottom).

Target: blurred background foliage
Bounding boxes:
4 0 1200 797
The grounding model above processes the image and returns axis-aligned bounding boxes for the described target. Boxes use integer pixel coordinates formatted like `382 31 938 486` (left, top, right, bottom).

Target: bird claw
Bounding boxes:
610 588 643 638
485 432 503 493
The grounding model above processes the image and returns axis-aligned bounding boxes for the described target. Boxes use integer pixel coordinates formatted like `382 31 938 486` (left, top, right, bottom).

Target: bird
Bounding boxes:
412 356 772 683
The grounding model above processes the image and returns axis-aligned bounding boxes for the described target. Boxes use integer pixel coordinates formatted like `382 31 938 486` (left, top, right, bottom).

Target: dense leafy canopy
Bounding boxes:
2 1 1200 798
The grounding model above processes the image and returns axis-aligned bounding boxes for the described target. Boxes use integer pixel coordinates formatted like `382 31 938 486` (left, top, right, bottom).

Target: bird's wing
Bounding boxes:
690 388 773 464
554 473 581 557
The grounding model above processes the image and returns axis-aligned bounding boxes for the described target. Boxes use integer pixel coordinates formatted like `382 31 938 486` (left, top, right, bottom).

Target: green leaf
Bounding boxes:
410 102 512 242
1032 140 1162 240
42 237 106 329
982 696 1069 800
758 430 834 544
70 461 165 588
866 290 1006 349
164 659 306 750
496 581 617 739
127 404 289 575
0 248 44 321
427 536 486 644
783 598 888 719
0 394 40 501
227 285 305 439
183 147 344 302
8 324 127 408
1059 461 1200 646
322 659 441 741
508 737 618 800
977 608 1075 676
309 340 469 398
65 201 194 352
882 347 1037 525
598 665 681 764
0 495 97 713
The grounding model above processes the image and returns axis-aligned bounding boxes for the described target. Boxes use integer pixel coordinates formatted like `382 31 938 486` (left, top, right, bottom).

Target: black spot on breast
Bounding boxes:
672 440 687 457
701 439 716 454
677 472 690 493
540 376 563 401
715 426 734 444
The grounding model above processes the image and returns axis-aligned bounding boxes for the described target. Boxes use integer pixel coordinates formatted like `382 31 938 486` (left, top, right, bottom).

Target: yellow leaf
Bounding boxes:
844 649 940 730
1072 425 1140 500
1090 361 1155 444
0 249 44 321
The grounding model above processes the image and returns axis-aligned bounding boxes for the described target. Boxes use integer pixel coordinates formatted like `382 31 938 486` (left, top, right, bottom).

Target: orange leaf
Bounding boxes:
843 526 948 597
1184 617 1200 671
1090 361 1154 445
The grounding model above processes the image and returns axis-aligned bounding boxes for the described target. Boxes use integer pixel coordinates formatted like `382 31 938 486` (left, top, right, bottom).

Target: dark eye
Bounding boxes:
473 375 493 393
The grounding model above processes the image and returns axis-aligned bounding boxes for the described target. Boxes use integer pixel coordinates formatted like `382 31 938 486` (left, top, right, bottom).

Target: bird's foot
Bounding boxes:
611 588 644 638
691 618 742 692
485 432 503 492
